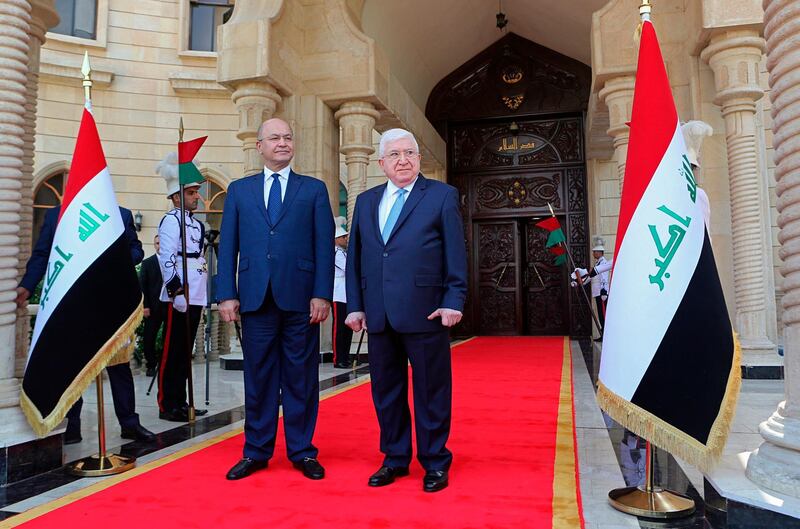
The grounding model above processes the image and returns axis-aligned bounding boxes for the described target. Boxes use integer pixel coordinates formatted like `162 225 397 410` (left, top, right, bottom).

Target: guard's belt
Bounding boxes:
178 252 201 258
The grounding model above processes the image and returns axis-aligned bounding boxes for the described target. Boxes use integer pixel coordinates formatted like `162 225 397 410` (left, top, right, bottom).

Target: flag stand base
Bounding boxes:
607 441 695 519
66 373 137 477
608 486 695 519
67 453 136 477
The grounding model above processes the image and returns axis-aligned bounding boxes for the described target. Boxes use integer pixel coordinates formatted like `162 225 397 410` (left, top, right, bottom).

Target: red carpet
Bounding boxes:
6 337 583 529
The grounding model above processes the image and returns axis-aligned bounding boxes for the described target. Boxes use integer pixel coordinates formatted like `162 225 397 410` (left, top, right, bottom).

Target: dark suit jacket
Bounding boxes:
20 206 144 292
138 254 164 312
216 170 335 313
346 174 467 333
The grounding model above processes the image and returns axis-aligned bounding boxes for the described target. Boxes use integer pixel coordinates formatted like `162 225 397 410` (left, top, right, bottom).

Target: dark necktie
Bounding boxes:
267 173 282 225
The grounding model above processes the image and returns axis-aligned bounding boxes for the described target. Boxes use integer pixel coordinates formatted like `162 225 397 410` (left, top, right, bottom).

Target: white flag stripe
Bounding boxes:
599 123 705 399
29 167 123 354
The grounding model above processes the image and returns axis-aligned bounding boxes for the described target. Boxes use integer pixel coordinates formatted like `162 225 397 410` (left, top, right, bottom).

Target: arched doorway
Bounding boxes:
426 33 592 336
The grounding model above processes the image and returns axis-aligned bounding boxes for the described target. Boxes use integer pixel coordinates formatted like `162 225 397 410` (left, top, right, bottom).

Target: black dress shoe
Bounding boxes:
292 457 325 480
423 470 448 492
145 367 156 377
226 458 268 480
121 424 156 442
180 405 208 417
333 362 351 369
368 465 409 487
159 409 188 422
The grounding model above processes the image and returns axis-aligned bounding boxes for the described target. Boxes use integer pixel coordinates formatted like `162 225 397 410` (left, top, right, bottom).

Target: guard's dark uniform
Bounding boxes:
157 208 206 417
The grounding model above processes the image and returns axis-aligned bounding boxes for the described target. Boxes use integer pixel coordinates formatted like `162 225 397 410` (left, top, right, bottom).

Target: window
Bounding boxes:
33 172 66 248
51 0 97 40
189 0 234 52
193 178 227 232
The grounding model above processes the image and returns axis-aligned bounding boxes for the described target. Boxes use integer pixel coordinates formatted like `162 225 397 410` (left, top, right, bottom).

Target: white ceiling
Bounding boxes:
361 0 608 112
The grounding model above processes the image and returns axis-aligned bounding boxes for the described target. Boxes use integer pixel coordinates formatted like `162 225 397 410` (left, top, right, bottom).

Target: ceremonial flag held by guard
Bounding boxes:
535 216 567 265
178 135 207 186
596 19 739 470
20 106 143 436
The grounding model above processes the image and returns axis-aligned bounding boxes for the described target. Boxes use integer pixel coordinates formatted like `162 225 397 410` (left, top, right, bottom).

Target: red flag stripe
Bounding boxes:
535 216 561 232
613 21 678 252
178 136 207 164
60 109 107 222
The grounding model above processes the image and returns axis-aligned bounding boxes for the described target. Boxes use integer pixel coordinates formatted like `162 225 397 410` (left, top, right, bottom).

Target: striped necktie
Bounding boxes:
267 173 282 225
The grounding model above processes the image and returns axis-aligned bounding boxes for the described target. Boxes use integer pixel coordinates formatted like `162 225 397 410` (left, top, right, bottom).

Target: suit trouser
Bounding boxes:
66 362 140 429
594 296 606 333
158 304 202 412
368 321 452 471
142 302 168 370
332 301 353 365
240 288 320 462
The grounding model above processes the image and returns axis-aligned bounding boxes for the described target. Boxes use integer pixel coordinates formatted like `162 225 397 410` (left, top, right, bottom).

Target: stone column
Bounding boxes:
746 0 800 496
15 0 57 378
702 30 777 359
231 81 281 175
0 0 31 409
598 75 635 194
334 101 379 228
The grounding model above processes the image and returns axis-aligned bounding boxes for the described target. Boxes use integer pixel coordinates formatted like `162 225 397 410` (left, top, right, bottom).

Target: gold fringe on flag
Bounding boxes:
19 297 143 438
595 332 742 472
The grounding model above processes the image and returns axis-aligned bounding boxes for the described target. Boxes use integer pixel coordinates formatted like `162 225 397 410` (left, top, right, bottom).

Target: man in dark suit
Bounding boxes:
345 128 467 493
17 206 155 444
139 234 167 377
217 118 335 481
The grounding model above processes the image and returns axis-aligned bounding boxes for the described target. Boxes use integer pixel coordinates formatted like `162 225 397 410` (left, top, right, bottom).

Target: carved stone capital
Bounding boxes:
230 81 281 175
598 75 635 142
335 101 378 227
701 30 766 108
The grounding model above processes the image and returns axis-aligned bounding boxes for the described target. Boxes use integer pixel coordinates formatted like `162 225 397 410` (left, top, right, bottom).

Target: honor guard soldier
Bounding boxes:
156 152 209 421
573 245 613 341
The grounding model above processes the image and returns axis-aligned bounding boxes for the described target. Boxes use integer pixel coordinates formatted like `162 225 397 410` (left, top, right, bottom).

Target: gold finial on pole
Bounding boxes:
81 51 92 106
639 0 652 17
179 116 185 143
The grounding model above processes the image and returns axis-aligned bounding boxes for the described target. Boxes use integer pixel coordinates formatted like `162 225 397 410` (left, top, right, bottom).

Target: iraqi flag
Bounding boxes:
20 108 143 437
596 19 739 470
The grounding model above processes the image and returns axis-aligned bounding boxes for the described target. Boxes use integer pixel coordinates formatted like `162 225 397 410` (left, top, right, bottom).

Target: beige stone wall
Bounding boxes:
34 0 242 256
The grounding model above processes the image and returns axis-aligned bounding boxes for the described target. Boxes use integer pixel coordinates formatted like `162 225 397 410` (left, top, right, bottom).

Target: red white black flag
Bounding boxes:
20 108 143 436
596 20 739 470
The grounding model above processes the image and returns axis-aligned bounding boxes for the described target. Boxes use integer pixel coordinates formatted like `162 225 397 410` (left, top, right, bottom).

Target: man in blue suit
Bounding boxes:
345 128 467 493
217 118 335 481
17 206 155 444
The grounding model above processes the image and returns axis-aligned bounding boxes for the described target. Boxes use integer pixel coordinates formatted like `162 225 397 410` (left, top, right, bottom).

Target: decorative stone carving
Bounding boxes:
334 101 378 228
702 29 777 358
0 0 31 409
230 81 281 176
598 75 635 194
746 0 800 497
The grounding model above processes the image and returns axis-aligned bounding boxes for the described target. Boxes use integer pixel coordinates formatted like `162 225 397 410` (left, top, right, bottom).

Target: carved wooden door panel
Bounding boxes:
523 218 569 335
474 220 521 335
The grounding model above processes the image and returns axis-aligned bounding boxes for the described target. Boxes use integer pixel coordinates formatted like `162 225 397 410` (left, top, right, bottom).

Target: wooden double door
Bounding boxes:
473 217 568 335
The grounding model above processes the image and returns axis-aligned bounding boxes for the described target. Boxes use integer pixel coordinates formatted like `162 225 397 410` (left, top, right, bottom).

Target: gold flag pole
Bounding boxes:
68 51 136 477
606 3 695 518
178 117 196 423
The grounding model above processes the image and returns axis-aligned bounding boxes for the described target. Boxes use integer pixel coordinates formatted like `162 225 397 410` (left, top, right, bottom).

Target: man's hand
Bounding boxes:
219 299 240 322
427 308 463 327
143 308 151 318
345 311 367 332
15 287 30 309
310 298 330 324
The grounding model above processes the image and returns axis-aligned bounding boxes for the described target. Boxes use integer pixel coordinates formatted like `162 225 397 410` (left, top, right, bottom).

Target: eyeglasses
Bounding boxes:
257 134 293 142
383 149 419 161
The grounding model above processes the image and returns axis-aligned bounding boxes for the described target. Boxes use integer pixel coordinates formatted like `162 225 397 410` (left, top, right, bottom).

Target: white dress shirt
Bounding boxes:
263 165 290 211
378 177 418 233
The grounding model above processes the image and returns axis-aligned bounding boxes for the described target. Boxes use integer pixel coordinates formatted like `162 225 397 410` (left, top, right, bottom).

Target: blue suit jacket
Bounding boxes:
216 170 335 313
20 206 143 292
346 174 467 334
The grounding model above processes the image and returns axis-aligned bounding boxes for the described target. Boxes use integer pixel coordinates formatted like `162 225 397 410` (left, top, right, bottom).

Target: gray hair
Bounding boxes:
378 128 419 158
